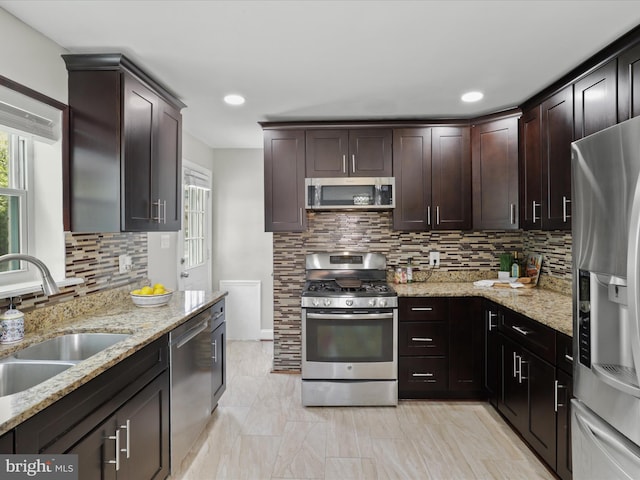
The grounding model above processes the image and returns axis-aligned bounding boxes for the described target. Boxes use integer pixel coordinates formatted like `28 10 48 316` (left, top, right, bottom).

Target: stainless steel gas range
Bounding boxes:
301 252 398 406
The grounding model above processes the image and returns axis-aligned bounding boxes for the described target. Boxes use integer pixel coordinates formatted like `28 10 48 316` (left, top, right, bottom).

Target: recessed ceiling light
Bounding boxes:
224 94 245 106
461 91 484 103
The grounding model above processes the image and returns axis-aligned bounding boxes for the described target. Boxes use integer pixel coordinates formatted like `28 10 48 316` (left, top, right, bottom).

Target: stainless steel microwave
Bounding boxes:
305 177 395 210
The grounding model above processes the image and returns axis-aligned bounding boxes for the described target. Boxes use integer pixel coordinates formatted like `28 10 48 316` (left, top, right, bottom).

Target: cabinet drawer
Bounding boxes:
399 357 448 393
500 308 555 364
399 322 447 356
399 297 448 322
556 332 573 375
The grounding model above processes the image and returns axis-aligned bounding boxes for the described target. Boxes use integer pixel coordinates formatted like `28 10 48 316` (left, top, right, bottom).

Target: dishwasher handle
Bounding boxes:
174 320 209 349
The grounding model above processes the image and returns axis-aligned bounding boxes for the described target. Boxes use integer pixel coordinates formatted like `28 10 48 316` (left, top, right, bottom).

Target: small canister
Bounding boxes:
0 304 24 344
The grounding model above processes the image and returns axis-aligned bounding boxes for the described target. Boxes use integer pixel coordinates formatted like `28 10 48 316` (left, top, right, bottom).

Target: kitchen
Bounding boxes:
0 1 640 479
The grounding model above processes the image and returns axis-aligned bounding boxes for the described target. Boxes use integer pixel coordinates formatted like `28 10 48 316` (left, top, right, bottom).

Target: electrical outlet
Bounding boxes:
429 251 440 267
118 254 132 274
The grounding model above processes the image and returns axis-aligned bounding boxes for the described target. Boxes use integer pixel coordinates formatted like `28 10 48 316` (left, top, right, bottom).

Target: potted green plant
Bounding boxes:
499 253 512 280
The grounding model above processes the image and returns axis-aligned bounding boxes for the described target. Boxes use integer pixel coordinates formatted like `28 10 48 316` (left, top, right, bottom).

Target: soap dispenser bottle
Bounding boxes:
0 298 24 344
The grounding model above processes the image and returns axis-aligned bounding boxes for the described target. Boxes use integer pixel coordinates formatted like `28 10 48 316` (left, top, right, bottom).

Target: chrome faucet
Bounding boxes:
0 254 60 296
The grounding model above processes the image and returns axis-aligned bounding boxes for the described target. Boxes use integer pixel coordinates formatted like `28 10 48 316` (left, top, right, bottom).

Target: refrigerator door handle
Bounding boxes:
575 405 640 478
626 173 640 389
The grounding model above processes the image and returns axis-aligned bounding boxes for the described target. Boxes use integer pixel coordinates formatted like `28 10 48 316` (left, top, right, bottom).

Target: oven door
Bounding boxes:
302 308 397 380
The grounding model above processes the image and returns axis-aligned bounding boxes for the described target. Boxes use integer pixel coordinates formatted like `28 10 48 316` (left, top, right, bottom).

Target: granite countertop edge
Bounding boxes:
393 282 572 338
0 290 227 436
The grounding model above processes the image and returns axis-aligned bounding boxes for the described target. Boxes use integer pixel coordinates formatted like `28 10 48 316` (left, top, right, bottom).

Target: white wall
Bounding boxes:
211 148 273 335
147 132 215 290
0 9 68 103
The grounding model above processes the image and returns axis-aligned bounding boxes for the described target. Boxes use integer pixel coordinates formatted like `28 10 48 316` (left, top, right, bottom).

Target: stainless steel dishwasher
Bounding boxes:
169 307 213 471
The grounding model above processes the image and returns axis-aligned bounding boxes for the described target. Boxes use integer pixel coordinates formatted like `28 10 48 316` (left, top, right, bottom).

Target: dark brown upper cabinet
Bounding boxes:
264 129 306 232
574 59 618 140
392 128 431 231
541 86 574 230
306 128 392 177
519 106 543 230
63 53 184 232
431 126 472 230
618 41 640 121
472 116 519 230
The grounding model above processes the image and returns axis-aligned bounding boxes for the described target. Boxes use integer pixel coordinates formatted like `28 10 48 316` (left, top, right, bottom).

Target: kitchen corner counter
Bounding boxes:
0 289 227 436
393 282 572 337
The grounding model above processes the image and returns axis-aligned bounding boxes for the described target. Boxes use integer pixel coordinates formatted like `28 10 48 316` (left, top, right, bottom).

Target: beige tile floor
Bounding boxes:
171 341 554 480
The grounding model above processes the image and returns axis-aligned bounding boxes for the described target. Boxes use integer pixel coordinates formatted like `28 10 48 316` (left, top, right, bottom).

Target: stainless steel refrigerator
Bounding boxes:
572 114 640 478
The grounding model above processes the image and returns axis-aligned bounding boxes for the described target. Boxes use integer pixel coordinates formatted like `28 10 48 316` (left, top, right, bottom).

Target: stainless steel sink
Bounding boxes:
13 333 131 361
0 361 74 397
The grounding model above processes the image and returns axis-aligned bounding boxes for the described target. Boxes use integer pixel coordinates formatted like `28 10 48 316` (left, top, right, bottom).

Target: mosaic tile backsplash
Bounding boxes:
1 232 147 315
273 211 573 371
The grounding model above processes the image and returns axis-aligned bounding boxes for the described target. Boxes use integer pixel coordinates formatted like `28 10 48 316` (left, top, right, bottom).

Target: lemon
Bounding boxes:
153 287 166 295
132 289 141 295
140 286 154 295
153 283 165 291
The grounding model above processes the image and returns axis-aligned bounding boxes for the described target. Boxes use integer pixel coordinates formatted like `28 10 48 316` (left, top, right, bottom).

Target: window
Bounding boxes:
0 78 65 291
183 185 207 269
182 168 210 269
0 131 28 273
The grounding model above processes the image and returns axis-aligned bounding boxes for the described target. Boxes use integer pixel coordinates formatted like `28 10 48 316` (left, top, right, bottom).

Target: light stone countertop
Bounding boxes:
0 290 227 436
393 282 573 337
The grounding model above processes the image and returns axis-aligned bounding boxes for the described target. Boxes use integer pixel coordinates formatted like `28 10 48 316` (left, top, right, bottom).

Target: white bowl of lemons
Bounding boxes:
130 284 173 307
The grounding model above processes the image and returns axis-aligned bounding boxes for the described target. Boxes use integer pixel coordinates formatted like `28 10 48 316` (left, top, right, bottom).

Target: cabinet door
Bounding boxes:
118 373 170 480
574 59 618 140
484 302 500 407
68 415 118 480
305 130 349 177
618 42 640 121
264 129 306 232
498 337 528 433
0 431 13 454
472 117 519 229
348 129 393 177
449 298 483 394
541 86 573 230
123 74 157 231
212 322 226 406
431 126 471 229
523 352 557 469
392 128 431 231
556 370 573 480
155 101 182 230
519 106 543 229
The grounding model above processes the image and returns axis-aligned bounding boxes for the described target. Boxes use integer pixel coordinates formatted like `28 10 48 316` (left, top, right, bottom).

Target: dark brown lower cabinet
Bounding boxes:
398 297 483 399
0 431 13 453
70 373 169 480
483 301 500 407
556 369 573 480
498 334 557 471
15 336 170 480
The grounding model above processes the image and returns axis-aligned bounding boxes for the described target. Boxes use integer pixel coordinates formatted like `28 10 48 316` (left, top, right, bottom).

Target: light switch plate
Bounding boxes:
160 234 171 249
118 254 132 274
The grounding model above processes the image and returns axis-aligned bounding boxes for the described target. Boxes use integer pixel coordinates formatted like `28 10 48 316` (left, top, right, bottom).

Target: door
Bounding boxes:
574 59 618 140
519 106 543 229
263 129 306 231
392 128 431 231
348 129 393 176
498 336 527 433
431 126 471 230
178 162 212 291
541 86 573 230
212 321 226 406
305 129 349 177
156 101 182 230
484 303 499 406
449 298 483 393
619 42 640 120
472 116 519 229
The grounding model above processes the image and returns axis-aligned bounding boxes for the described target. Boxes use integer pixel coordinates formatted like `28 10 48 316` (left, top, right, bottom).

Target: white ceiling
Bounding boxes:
2 0 640 149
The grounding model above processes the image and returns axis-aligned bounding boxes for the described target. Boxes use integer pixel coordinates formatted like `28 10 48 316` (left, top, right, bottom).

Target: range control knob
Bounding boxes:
323 298 332 307
312 299 320 307
379 299 387 307
346 299 353 306
368 298 377 307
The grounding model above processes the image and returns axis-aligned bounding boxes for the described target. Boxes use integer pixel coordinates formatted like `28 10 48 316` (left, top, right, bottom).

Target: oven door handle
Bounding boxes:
305 312 395 320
